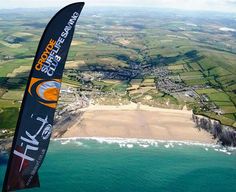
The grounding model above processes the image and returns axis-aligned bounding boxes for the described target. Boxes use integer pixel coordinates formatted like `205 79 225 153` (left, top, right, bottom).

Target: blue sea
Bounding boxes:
1 138 236 192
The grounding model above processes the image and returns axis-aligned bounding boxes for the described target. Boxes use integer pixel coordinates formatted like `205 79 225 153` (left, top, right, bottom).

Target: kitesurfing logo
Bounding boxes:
28 78 61 109
2 3 85 191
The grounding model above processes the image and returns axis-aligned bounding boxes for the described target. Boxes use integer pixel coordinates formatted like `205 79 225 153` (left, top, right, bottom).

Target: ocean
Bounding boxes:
0 138 236 192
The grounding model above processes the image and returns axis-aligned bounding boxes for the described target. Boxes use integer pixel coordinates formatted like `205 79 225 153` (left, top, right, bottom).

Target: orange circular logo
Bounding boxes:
28 78 61 109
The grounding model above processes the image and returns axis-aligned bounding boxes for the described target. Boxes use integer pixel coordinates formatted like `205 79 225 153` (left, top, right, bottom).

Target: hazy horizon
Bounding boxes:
1 0 236 14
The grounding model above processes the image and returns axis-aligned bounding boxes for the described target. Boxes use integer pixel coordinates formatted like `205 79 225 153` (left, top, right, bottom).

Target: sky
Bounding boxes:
1 0 236 13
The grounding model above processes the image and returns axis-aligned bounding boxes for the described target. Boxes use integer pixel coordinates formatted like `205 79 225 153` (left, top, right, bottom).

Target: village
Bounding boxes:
59 62 223 119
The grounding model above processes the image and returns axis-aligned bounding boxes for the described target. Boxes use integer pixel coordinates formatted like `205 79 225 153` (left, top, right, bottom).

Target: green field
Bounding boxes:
0 7 235 132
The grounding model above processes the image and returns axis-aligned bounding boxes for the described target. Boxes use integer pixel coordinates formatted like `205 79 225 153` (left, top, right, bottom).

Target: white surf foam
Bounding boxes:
60 140 70 145
139 144 149 148
127 144 133 148
52 137 236 154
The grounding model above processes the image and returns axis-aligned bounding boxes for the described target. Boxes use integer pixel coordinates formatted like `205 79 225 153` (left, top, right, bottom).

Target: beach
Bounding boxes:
61 103 215 144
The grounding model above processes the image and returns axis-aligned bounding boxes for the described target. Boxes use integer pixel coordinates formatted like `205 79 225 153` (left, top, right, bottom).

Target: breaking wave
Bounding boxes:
52 137 236 155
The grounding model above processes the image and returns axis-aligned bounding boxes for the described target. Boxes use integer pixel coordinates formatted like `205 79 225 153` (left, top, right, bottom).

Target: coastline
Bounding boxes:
54 137 219 148
60 103 216 144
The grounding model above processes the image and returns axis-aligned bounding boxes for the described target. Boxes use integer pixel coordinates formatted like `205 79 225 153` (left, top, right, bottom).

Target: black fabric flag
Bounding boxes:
2 2 84 191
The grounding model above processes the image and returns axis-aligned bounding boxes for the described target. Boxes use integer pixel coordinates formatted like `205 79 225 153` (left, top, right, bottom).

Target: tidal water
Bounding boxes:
0 138 236 192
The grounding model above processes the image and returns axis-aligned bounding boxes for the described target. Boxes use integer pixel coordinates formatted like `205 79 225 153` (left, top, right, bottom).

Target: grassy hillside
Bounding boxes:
0 7 236 137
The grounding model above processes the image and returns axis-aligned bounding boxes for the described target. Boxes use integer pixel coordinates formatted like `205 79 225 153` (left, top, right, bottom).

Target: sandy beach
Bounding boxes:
62 103 215 143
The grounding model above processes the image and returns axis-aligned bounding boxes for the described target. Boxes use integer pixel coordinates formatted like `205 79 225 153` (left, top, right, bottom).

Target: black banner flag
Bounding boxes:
2 2 84 191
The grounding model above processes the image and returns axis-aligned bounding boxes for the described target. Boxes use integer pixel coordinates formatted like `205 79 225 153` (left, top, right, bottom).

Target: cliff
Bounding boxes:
192 114 236 146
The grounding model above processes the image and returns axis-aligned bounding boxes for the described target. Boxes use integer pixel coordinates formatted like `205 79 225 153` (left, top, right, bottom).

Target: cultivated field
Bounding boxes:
0 7 236 138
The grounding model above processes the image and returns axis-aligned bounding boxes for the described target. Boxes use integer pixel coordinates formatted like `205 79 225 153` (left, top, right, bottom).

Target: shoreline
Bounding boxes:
52 137 236 155
53 136 217 147
60 103 216 144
